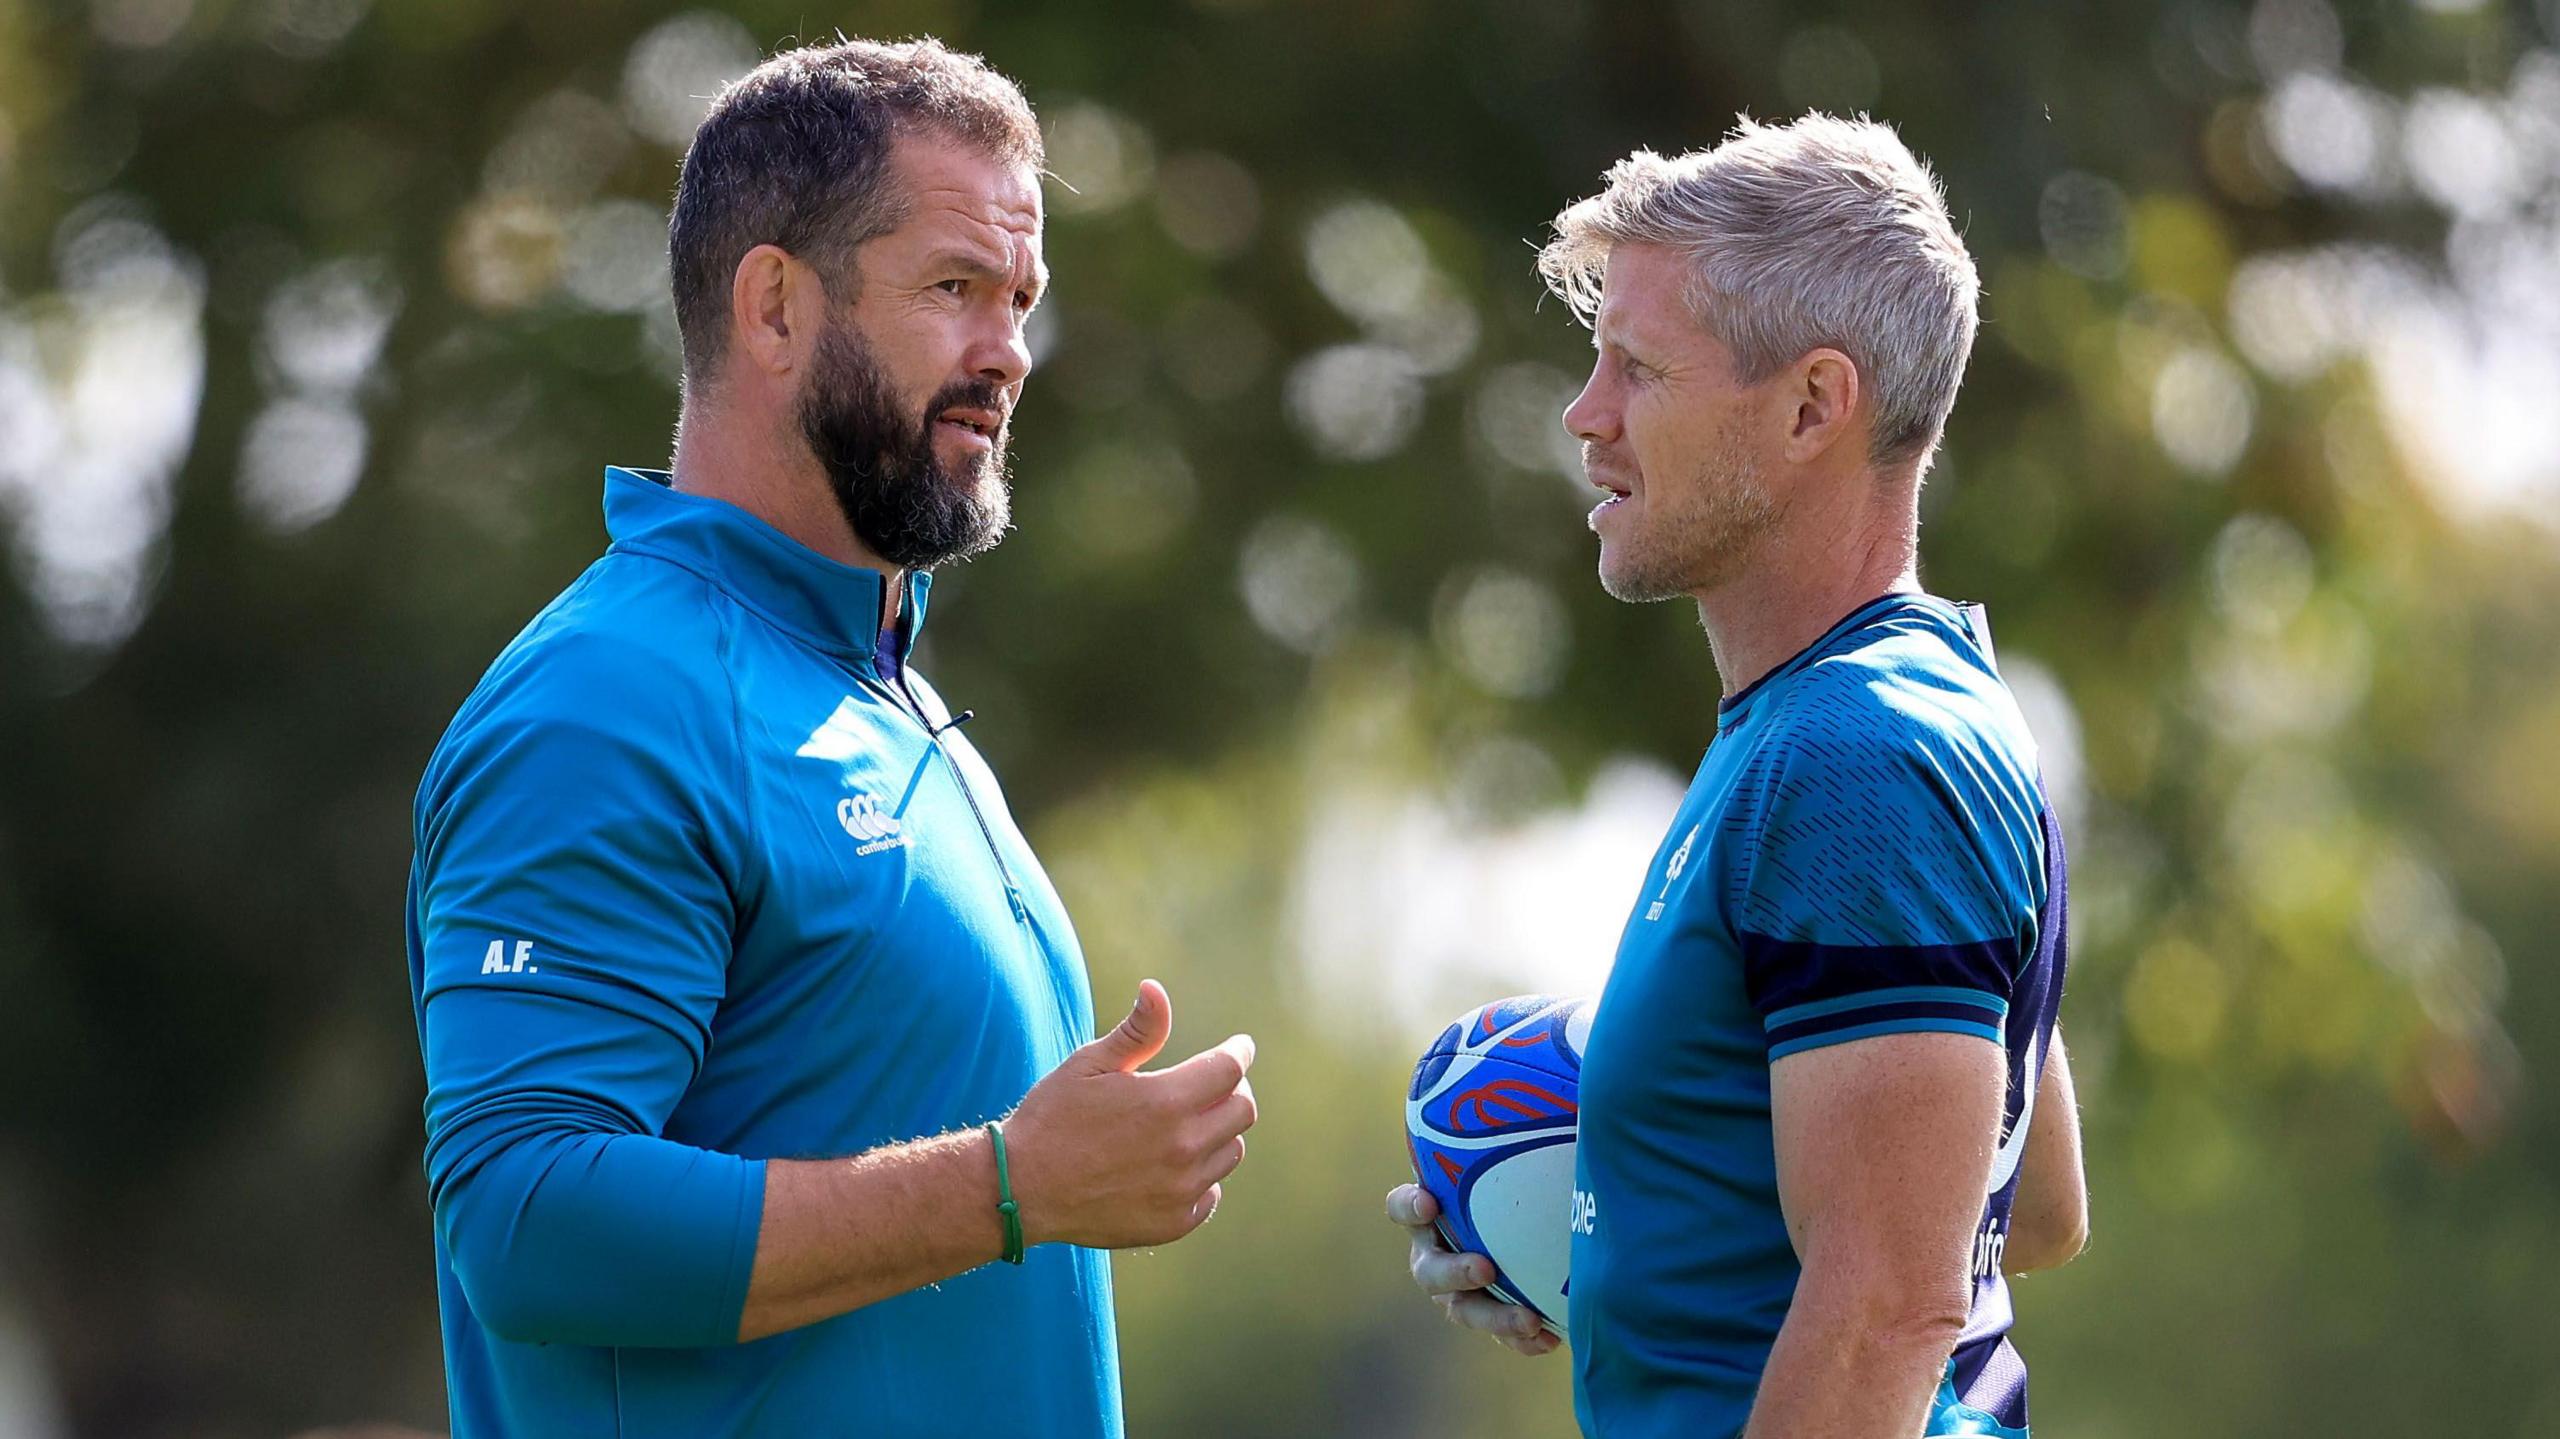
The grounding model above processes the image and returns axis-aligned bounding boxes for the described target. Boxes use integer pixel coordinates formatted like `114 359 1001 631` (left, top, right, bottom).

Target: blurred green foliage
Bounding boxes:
2 0 2558 1435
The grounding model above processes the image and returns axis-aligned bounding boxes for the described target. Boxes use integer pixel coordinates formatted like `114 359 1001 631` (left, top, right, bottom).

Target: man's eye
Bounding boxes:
937 279 968 296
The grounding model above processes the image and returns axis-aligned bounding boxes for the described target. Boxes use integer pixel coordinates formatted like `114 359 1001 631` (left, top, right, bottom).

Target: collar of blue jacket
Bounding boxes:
602 464 930 672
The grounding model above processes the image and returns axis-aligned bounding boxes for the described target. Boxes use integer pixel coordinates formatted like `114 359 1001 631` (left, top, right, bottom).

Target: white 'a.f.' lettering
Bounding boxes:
479 939 539 975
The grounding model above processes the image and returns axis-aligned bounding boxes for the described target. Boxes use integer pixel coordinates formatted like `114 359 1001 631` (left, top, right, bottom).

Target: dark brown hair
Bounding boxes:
667 37 1043 382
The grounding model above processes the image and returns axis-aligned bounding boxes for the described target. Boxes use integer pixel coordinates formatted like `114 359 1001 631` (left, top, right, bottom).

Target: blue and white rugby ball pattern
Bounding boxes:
1406 994 1593 1335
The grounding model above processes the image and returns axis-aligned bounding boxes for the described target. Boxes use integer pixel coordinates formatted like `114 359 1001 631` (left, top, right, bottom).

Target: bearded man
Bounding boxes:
406 38 1255 1439
1391 116 2089 1438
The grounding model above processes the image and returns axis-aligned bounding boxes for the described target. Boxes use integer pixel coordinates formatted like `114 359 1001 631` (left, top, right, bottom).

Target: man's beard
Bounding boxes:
1596 424 1778 604
797 320 1012 570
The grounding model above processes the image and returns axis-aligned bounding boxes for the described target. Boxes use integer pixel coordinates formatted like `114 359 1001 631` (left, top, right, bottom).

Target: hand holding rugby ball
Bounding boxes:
1404 994 1592 1337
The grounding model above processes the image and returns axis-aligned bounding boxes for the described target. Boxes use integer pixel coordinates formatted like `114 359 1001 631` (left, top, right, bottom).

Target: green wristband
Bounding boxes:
986 1120 1026 1265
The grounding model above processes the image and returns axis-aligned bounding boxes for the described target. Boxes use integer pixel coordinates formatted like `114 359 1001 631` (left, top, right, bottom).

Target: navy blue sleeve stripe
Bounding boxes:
1762 984 2010 1030
1764 996 2007 1052
1767 1015 2005 1062
1740 933 2021 1023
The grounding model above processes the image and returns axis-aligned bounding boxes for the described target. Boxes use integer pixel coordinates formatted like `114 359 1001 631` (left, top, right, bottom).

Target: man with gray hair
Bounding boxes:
409 37 1255 1438
1391 115 2089 1437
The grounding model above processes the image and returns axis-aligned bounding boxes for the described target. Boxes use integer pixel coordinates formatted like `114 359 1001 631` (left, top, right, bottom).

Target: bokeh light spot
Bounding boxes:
621 11 761 148
1239 515 1360 654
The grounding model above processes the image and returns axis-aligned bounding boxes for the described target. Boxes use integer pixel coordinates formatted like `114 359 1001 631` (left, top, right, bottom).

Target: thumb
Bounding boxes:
1081 978 1172 1074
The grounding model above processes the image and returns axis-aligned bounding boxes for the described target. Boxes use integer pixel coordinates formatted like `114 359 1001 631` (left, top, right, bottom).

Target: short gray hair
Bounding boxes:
1539 114 1979 468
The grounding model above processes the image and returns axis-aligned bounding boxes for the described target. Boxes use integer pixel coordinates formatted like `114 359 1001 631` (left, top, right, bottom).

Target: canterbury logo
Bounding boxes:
798 701 910 857
836 792 907 854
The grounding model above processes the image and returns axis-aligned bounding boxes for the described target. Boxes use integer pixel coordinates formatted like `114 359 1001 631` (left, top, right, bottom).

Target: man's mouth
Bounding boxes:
1585 468 1634 536
936 406 1002 447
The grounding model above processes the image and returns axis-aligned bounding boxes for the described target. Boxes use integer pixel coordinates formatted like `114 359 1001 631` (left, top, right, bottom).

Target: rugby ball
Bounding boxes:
1405 994 1592 1335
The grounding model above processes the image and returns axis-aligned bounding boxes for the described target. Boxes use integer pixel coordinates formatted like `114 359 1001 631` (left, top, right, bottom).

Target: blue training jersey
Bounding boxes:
1569 593 2068 1439
406 467 1121 1438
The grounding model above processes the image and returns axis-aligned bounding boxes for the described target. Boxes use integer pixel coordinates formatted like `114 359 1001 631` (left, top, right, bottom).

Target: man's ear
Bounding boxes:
730 243 819 379
1781 348 1864 465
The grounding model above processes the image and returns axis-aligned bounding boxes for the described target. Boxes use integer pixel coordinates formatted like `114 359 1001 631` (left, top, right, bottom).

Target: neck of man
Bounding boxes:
669 380 907 633
1690 468 1922 700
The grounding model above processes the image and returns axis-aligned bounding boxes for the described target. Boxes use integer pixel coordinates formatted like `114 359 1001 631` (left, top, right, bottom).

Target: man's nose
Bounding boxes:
1563 368 1617 444
971 313 1032 388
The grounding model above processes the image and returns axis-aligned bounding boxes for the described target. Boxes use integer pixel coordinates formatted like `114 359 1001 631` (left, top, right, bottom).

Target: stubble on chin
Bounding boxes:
1597 443 1777 604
